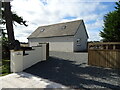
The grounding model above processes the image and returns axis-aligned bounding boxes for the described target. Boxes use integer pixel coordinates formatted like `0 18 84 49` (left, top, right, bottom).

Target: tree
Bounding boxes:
2 3 28 26
1 29 10 59
2 2 28 49
3 2 15 45
100 1 120 42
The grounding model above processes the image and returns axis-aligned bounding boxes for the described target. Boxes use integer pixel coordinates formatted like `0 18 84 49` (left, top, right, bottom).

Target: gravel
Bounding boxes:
24 51 120 89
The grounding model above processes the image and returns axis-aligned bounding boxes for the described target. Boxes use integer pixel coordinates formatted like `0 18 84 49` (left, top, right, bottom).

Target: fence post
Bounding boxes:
113 45 116 50
10 50 23 72
41 43 49 60
42 44 46 60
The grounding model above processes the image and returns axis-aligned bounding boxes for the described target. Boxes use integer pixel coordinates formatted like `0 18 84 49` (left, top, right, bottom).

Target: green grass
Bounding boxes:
0 59 11 76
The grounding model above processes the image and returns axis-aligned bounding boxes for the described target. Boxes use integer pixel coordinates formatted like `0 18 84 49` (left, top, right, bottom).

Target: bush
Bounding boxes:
0 59 11 76
2 37 10 59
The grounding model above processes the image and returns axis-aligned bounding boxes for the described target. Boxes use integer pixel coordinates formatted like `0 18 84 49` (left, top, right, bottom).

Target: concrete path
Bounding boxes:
0 72 67 89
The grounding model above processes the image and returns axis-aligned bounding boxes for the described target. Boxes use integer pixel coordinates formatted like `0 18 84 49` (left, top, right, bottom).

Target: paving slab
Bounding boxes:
0 72 67 89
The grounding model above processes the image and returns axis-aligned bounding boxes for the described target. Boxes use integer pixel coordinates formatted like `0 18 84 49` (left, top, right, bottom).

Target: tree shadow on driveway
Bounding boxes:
24 56 120 89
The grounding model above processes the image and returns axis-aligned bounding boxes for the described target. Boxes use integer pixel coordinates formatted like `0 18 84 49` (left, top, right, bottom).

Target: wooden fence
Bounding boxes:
88 42 120 68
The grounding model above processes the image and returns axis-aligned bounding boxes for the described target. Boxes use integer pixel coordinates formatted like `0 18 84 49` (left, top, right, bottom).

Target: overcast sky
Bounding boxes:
10 0 117 42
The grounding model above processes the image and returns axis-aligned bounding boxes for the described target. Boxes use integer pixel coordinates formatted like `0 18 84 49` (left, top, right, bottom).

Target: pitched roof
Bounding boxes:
28 20 84 38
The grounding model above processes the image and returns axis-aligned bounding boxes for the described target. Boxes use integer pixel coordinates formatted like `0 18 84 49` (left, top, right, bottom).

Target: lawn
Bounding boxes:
0 59 11 76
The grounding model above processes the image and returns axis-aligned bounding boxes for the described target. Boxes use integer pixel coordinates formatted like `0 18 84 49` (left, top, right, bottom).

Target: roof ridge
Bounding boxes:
38 19 83 28
28 19 83 38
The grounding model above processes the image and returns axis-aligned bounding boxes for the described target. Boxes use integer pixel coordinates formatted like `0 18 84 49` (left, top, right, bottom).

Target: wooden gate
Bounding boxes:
88 42 120 68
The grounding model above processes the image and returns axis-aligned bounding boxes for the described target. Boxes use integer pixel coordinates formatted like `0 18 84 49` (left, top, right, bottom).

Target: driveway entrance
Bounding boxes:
0 72 66 88
24 51 120 89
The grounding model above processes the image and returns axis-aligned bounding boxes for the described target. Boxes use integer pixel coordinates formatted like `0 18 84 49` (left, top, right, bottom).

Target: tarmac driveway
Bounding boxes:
24 51 120 89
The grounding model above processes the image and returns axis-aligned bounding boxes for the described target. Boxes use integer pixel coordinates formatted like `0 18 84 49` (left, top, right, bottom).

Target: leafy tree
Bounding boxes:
1 2 28 49
1 1 28 60
100 1 120 42
1 29 10 59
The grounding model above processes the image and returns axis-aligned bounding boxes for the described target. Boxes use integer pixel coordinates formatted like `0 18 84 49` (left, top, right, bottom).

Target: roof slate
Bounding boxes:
28 20 83 38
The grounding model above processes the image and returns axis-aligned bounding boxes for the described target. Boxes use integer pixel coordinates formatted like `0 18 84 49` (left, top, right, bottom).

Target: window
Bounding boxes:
61 25 67 29
40 29 45 32
77 38 81 46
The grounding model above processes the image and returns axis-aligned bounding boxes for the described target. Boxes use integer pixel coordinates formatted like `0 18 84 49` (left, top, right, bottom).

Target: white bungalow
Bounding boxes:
28 20 88 52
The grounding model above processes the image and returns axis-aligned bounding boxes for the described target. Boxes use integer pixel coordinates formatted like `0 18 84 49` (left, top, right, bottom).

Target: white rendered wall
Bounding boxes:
10 50 23 72
74 22 88 51
10 44 48 73
28 36 74 52
23 46 43 70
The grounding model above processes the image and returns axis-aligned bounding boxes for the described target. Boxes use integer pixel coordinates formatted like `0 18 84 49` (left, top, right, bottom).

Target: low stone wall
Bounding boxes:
10 44 49 73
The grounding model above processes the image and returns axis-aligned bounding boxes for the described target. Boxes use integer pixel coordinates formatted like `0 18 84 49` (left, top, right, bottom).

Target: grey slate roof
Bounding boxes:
28 20 84 38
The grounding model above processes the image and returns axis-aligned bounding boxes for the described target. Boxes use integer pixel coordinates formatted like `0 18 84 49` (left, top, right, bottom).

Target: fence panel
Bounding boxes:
88 42 120 68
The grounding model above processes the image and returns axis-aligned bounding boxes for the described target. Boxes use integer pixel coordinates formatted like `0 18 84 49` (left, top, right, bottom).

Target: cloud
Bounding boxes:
88 31 102 41
11 0 114 42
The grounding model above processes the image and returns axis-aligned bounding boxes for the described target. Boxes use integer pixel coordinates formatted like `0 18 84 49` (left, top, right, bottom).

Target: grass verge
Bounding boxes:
0 59 11 76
